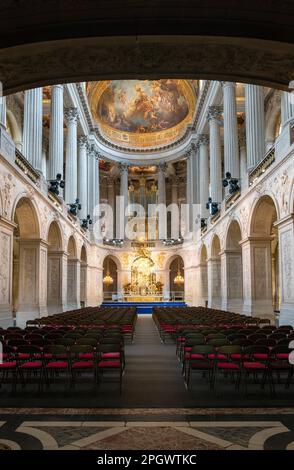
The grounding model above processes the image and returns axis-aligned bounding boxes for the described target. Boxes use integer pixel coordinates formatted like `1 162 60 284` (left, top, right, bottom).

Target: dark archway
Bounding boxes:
0 2 294 93
103 255 118 300
169 256 185 301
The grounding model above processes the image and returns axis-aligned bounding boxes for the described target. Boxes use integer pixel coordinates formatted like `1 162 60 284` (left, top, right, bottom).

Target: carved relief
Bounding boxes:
239 206 249 236
0 173 15 217
0 233 10 303
281 230 293 301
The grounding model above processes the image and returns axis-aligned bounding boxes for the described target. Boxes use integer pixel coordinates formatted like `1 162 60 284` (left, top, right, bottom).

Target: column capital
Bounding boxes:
119 162 129 173
221 81 236 89
65 107 79 123
207 105 223 122
191 141 199 152
88 143 99 160
77 135 88 148
157 162 167 173
198 134 209 146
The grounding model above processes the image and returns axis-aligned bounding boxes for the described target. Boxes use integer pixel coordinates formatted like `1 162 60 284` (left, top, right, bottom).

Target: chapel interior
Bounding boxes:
0 0 294 453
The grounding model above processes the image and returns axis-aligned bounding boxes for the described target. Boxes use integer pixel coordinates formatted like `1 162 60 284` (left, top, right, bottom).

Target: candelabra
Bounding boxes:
48 173 65 196
222 172 240 194
206 197 219 216
67 198 81 216
81 214 92 230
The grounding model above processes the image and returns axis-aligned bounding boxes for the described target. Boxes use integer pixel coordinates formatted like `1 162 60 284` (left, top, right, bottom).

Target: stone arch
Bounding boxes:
12 197 46 327
168 255 185 301
222 219 243 313
6 109 22 150
247 195 279 320
249 194 279 237
103 254 119 300
47 221 64 314
208 234 222 309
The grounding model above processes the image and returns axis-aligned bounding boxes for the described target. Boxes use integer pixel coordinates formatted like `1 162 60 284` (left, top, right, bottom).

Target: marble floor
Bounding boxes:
0 408 294 450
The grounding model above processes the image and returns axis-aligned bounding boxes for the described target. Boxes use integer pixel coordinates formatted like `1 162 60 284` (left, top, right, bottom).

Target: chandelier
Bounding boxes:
103 259 114 286
174 259 184 285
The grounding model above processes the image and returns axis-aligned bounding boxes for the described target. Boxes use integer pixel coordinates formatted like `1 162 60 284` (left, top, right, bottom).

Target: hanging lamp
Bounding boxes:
173 259 184 285
103 258 114 285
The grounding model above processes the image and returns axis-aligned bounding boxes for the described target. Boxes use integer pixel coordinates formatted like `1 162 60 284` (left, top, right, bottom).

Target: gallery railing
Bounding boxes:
103 292 185 302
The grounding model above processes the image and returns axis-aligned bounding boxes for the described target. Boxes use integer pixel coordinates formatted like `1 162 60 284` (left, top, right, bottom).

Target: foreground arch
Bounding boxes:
0 1 294 93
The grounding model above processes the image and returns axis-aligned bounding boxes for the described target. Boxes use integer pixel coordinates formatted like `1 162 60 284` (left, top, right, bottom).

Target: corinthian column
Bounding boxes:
207 106 222 202
118 163 129 239
281 91 294 127
88 144 97 219
157 162 167 205
48 84 64 180
77 136 88 219
64 107 78 204
222 82 239 179
23 88 43 172
0 96 6 128
245 85 265 169
198 134 209 217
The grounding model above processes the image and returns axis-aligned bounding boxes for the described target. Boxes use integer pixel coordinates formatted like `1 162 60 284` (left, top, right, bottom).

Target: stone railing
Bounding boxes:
15 148 40 184
225 188 241 210
248 146 275 186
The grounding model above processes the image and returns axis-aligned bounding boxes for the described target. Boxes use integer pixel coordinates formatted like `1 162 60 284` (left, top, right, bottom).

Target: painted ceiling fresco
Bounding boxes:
88 79 197 148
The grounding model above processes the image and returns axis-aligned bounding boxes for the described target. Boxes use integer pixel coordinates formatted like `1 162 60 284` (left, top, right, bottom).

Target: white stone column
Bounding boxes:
16 239 48 328
245 85 265 169
277 215 294 326
0 217 16 327
222 82 239 179
281 91 294 127
48 84 64 180
239 133 248 191
171 176 178 206
107 177 115 237
186 153 192 207
198 134 210 217
94 153 100 210
191 142 199 205
118 163 129 239
207 106 222 202
241 237 274 322
88 145 96 219
65 107 78 204
77 136 88 220
157 163 167 205
23 88 43 172
0 96 6 128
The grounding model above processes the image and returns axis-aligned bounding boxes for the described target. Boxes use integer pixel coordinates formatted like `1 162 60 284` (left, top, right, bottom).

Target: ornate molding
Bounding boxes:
65 107 79 123
198 134 209 146
207 105 223 121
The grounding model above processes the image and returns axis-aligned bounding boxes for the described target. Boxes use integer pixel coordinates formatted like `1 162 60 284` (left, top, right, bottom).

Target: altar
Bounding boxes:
123 295 164 302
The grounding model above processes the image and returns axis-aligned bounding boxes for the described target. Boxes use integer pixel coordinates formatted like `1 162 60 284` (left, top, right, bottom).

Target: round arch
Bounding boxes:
47 221 63 251
47 221 64 314
103 254 119 300
67 235 77 259
208 234 222 309
223 219 243 313
0 2 294 94
13 196 40 239
249 194 279 237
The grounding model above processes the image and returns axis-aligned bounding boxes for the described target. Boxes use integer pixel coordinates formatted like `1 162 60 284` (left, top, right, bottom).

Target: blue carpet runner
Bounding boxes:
101 301 186 314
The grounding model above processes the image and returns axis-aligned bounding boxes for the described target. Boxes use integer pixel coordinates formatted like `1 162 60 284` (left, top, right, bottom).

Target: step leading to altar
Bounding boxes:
101 301 187 314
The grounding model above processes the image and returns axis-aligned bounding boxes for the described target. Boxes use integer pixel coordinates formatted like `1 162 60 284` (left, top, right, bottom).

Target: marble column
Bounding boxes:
245 85 265 169
191 142 199 205
77 136 88 220
157 162 167 205
281 91 294 127
48 84 64 180
239 133 248 191
65 107 78 204
277 215 294 326
107 177 115 237
88 144 96 219
198 134 210 217
118 163 129 239
16 239 48 328
171 176 178 206
222 82 239 179
207 106 222 202
23 88 43 172
0 217 17 327
0 96 6 128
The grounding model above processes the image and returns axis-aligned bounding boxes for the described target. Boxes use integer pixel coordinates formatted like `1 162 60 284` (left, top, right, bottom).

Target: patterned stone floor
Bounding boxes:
0 408 294 450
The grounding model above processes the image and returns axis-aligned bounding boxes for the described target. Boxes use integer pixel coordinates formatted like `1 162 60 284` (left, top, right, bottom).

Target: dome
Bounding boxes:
87 79 198 150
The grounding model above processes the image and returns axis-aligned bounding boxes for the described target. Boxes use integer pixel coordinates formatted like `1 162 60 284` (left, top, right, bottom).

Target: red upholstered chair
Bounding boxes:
97 344 123 393
268 345 294 395
0 344 17 391
42 345 70 388
241 345 271 396
186 345 215 388
213 345 242 394
70 345 97 386
16 345 43 390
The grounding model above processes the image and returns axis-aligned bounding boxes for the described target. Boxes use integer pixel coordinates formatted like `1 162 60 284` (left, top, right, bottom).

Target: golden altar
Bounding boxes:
123 295 163 302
